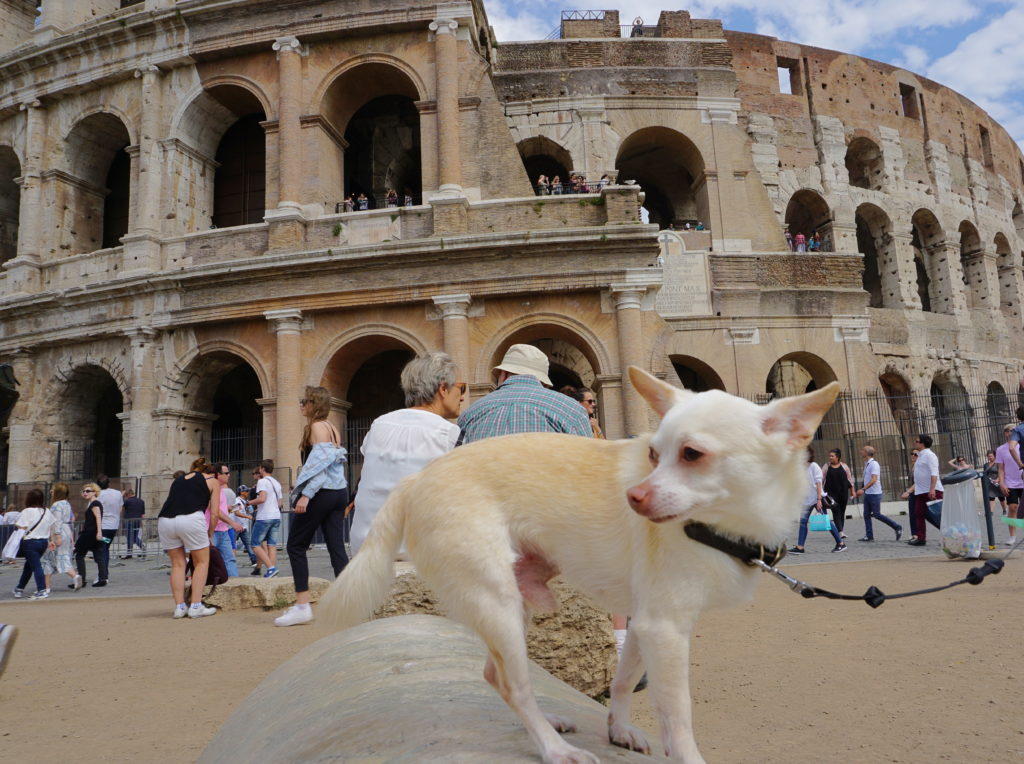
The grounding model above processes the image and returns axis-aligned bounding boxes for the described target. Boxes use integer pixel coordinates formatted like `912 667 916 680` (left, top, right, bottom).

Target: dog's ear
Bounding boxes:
762 382 840 449
629 366 689 418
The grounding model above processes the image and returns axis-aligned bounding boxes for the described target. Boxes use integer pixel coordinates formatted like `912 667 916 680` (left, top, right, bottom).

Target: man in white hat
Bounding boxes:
457 343 591 444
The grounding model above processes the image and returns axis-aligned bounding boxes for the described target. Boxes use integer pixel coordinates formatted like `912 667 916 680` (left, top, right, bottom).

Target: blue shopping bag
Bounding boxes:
808 512 831 531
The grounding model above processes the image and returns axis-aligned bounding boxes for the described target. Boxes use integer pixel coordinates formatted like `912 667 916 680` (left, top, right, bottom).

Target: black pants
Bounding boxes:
830 495 849 532
74 535 108 582
286 488 348 593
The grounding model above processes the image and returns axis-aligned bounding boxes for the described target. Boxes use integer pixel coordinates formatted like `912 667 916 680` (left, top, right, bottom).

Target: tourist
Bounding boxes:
274 386 350 627
854 445 902 541
230 485 257 567
0 506 20 566
794 231 807 252
983 449 1006 515
947 454 972 470
245 459 283 578
695 221 705 231
157 458 219 619
356 192 368 210
784 227 793 250
904 434 942 546
12 489 57 600
901 450 921 541
342 196 354 212
821 448 854 537
208 462 243 577
95 474 122 584
350 352 463 556
560 385 604 440
996 425 1023 545
42 482 80 591
386 188 398 207
536 174 549 195
120 487 145 559
551 175 562 195
73 483 106 587
789 446 846 554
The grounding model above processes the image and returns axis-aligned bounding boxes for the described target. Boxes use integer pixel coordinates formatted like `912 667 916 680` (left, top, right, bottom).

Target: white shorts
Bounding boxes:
158 511 210 552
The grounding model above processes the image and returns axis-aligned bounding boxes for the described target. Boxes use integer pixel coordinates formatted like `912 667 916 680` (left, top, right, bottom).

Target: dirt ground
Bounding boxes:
1 556 1021 763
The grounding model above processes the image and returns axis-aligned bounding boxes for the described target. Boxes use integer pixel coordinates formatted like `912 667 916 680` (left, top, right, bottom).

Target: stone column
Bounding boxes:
963 250 1000 314
5 100 45 293
123 328 158 478
611 287 649 436
884 233 923 310
265 309 305 477
5 348 36 483
929 242 970 317
432 293 472 378
428 17 463 195
272 36 304 211
594 373 624 440
134 65 163 236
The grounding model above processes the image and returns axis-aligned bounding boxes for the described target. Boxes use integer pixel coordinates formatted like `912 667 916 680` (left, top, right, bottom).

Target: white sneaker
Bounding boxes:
73 575 83 590
29 590 49 600
274 604 314 627
173 604 188 619
187 604 217 619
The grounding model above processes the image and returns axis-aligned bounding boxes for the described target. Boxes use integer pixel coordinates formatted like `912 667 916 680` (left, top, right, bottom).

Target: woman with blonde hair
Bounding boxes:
73 482 106 587
274 386 349 627
42 482 81 591
157 457 220 618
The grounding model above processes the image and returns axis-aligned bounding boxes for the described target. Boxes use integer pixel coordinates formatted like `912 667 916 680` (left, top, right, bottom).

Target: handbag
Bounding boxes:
821 493 836 509
185 544 230 594
808 512 832 532
2 509 47 560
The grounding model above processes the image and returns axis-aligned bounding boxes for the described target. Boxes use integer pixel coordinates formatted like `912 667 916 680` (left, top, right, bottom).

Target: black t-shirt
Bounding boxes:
823 464 851 497
82 500 103 536
123 496 145 519
159 472 211 519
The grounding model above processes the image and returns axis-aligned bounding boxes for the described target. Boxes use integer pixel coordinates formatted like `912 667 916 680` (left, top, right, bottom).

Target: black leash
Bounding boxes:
685 521 1007 609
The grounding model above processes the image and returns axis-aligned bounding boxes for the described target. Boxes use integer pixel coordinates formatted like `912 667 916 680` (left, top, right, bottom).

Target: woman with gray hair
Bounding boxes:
348 352 465 555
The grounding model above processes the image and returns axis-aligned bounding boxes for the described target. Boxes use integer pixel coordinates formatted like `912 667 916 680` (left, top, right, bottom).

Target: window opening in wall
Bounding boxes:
845 137 884 190
102 147 130 249
212 114 267 228
899 83 919 120
776 57 800 95
910 227 932 312
980 125 994 169
343 95 422 210
0 147 20 266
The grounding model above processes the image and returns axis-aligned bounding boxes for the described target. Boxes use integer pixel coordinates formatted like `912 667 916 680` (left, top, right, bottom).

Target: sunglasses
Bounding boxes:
82 489 95 493
583 398 597 404
448 383 467 394
299 399 309 406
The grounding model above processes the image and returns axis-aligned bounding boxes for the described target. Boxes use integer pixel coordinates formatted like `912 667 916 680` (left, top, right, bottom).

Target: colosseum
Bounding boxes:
1 1 1023 502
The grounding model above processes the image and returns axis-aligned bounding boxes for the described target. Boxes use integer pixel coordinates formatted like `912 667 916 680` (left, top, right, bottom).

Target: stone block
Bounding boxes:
201 576 331 611
370 567 616 698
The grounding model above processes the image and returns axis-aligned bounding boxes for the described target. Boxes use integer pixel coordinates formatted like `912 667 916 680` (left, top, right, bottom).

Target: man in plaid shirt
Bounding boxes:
458 344 591 444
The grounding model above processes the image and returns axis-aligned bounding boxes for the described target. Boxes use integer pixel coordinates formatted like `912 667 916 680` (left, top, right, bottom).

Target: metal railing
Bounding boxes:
334 193 421 213
533 177 608 196
621 25 660 38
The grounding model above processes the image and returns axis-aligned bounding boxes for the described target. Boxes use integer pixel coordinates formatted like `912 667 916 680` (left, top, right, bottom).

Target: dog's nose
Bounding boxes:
627 485 650 515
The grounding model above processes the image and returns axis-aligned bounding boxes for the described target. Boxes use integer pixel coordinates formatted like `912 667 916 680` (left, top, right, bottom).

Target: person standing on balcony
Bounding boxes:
794 231 807 252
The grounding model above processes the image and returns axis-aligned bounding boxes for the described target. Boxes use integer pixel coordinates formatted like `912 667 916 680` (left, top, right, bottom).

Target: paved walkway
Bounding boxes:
2 511 1018 602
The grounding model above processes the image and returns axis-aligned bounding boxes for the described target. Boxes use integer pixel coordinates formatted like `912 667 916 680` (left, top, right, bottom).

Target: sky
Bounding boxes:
485 1 1024 149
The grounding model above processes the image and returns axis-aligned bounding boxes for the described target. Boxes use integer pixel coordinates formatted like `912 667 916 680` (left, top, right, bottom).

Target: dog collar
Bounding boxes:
684 522 787 567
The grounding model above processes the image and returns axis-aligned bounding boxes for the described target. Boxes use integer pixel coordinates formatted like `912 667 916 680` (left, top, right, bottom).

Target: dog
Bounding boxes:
322 366 839 763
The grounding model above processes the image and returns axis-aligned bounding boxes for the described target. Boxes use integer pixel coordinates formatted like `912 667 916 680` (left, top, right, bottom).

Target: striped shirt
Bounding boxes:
457 374 592 444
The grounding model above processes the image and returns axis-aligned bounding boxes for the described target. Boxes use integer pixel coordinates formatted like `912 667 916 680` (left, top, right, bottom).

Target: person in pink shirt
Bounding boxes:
206 463 243 576
794 231 807 252
996 425 1024 545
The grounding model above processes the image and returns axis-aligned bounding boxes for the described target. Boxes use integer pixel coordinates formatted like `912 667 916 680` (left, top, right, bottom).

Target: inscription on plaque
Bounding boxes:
337 214 402 246
655 231 712 317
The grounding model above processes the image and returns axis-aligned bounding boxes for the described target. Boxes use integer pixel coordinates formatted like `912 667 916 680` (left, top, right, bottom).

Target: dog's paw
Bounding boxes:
608 720 652 754
544 746 600 764
543 712 578 733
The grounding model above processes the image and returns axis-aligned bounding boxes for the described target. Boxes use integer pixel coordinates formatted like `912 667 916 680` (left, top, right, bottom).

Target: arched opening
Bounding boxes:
615 127 708 230
0 146 20 265
210 364 264 472
959 221 984 310
855 203 895 308
784 189 831 249
669 355 725 392
0 363 19 491
64 113 132 253
1013 198 1024 247
930 372 973 462
321 63 423 209
879 370 919 438
994 232 1018 320
987 381 1011 452
910 209 950 313
517 136 572 193
208 86 269 229
845 136 884 190
765 352 843 440
177 351 264 473
57 365 124 480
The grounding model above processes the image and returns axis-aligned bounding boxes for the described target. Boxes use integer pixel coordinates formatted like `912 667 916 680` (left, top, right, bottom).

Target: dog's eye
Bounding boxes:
682 447 703 463
648 447 659 465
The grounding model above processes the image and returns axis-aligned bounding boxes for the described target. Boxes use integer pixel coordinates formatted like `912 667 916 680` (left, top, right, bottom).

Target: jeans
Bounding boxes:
212 530 239 577
251 519 281 548
235 526 257 564
797 504 842 547
286 488 349 593
123 519 144 554
17 538 48 591
862 493 901 539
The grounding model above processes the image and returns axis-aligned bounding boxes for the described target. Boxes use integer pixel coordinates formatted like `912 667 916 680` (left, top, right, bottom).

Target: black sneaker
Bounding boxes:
857 537 873 542
250 566 262 576
895 527 903 542
831 544 848 553
787 546 805 555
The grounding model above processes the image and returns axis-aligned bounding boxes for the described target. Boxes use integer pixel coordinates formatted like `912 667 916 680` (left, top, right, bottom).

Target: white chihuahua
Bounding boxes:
322 366 839 763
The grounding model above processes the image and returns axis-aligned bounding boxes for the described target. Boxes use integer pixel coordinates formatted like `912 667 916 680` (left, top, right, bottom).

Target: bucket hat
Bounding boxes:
493 344 551 386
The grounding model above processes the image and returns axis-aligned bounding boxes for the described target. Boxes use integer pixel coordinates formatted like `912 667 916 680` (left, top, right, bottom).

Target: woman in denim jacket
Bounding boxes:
275 385 348 627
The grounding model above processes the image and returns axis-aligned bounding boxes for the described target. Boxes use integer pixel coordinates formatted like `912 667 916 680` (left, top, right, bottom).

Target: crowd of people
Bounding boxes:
784 227 831 252
534 173 610 195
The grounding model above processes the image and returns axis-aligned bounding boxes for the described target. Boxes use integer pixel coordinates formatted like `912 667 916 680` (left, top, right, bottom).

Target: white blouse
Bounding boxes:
350 408 460 555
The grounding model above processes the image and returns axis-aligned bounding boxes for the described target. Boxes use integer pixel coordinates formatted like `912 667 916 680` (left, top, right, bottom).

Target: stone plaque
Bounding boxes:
337 213 402 246
655 231 712 317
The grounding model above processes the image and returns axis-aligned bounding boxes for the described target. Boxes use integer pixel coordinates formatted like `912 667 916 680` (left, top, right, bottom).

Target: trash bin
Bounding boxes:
939 468 983 559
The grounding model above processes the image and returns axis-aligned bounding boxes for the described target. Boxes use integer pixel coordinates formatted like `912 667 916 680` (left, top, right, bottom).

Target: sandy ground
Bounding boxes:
0 555 1021 763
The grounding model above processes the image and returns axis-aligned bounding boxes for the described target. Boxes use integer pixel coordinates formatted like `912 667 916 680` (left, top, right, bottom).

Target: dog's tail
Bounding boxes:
319 477 410 630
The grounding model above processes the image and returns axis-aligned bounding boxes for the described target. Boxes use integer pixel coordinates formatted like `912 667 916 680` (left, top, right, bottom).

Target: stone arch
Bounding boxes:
63 111 133 251
845 136 884 190
615 126 708 230
312 54 429 115
986 380 1011 451
878 368 920 437
311 324 429 396
784 189 831 248
766 352 843 440
958 220 984 309
994 232 1019 320
49 363 127 480
319 58 426 207
667 355 725 392
855 202 900 308
517 136 573 192
0 144 21 265
169 340 272 407
930 370 974 462
910 208 949 314
475 313 612 385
